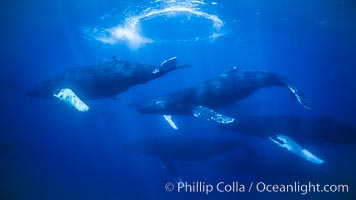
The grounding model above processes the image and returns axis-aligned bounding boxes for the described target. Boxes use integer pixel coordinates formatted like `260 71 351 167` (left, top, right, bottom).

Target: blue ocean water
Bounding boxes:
0 0 355 199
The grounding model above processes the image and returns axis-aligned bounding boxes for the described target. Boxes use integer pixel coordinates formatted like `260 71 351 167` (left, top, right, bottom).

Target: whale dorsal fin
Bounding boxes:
192 106 235 124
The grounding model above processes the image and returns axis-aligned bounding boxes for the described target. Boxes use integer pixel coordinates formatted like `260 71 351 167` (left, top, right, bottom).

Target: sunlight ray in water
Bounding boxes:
84 0 224 49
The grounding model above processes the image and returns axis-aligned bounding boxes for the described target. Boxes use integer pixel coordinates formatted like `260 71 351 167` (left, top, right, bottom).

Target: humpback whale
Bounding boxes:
214 143 331 180
28 57 191 100
223 115 356 145
123 135 248 181
221 115 356 164
137 68 310 124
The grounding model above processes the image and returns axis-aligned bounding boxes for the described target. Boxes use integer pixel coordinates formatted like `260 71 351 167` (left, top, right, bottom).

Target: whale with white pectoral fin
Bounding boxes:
223 115 356 144
221 115 356 164
122 135 250 182
138 67 310 128
28 57 191 111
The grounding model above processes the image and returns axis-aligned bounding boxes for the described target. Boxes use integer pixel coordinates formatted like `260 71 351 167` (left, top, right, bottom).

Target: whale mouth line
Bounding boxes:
84 1 225 49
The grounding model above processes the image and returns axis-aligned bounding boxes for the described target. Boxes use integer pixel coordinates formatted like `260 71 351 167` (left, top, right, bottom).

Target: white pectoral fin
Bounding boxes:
163 115 178 130
269 134 324 164
192 106 235 124
53 88 89 112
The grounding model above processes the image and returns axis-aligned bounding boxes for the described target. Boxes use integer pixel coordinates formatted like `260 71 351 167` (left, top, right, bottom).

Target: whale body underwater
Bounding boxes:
223 115 356 145
137 67 311 124
28 56 190 100
123 135 249 181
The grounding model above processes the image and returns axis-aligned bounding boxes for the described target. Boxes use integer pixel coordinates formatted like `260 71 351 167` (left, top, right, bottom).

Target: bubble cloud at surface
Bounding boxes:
84 0 225 50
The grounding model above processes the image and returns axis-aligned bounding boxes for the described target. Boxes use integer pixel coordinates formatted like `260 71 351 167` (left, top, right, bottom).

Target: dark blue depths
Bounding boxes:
0 0 355 200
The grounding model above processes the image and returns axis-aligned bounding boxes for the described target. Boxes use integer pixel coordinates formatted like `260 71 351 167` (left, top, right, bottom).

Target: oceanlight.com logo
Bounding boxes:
164 181 349 195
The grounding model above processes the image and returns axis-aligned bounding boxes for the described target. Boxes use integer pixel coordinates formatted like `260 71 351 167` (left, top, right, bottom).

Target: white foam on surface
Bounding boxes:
85 0 224 49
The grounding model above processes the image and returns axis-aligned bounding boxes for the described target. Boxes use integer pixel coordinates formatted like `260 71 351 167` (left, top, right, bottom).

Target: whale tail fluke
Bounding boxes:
286 84 311 109
274 75 311 109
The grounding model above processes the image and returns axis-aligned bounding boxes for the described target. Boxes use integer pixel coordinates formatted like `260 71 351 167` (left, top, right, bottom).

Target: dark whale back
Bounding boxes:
170 69 289 109
124 136 242 161
225 115 356 144
137 68 310 115
28 57 184 100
